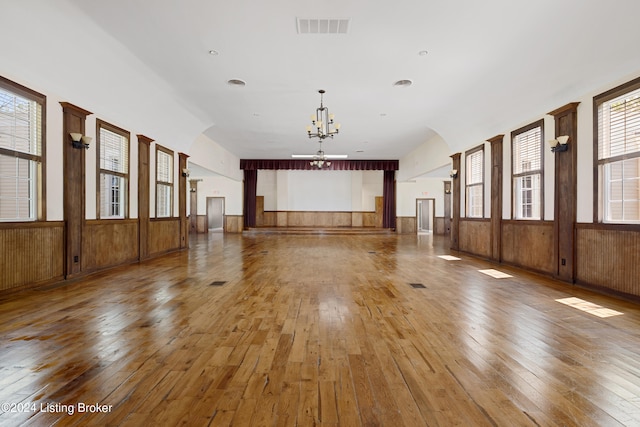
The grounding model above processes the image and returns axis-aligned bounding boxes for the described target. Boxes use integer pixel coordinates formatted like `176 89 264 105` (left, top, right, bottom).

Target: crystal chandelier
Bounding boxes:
310 142 331 168
306 90 340 140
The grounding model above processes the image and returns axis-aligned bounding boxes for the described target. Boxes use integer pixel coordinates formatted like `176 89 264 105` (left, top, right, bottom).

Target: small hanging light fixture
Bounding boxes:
306 90 340 141
310 141 331 169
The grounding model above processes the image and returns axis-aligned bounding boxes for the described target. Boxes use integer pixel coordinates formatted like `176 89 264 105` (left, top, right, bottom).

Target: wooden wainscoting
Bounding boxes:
576 224 640 298
83 219 139 272
459 218 491 258
0 222 64 292
502 220 555 274
351 212 363 227
287 211 352 227
259 211 379 228
396 216 417 234
149 218 181 255
263 212 277 227
435 217 445 235
224 215 244 233
363 212 378 227
255 196 383 229
196 215 208 233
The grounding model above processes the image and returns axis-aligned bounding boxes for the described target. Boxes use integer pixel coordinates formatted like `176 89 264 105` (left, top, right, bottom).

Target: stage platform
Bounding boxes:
243 227 394 235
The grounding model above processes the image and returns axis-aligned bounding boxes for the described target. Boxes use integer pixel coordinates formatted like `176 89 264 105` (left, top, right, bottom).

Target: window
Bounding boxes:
97 120 129 219
156 145 174 217
0 76 45 221
465 145 484 218
595 77 640 223
512 121 543 220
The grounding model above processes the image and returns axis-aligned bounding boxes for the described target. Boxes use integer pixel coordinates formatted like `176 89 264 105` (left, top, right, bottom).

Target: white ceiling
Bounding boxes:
66 0 640 161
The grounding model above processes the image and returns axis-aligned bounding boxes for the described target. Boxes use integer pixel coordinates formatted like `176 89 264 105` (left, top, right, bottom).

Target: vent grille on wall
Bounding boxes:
297 18 351 34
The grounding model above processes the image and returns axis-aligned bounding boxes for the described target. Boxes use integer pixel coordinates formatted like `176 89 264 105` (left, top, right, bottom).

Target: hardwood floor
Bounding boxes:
1 233 640 426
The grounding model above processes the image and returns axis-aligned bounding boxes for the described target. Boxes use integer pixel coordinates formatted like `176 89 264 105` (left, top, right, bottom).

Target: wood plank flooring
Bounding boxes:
1 233 640 426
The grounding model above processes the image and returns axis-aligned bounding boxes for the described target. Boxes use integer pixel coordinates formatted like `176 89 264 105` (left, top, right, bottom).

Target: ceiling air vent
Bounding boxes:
297 18 351 34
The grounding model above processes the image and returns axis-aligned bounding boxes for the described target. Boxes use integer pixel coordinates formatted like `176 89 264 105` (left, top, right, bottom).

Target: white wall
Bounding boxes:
398 134 451 182
188 134 243 181
257 170 277 211
256 170 382 212
195 176 243 216
397 179 448 218
45 93 64 221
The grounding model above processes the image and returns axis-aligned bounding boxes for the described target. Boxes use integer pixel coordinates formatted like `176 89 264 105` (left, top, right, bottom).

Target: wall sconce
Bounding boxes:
548 135 569 152
70 133 91 150
189 187 196 193
449 169 458 179
182 168 190 178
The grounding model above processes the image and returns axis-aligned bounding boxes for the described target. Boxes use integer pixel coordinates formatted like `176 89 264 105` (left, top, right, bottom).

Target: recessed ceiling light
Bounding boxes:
227 79 246 86
418 50 428 56
393 79 413 87
208 50 219 55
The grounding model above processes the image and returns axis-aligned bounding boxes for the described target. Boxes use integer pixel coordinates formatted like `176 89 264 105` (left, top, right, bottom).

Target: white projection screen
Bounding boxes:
287 170 352 211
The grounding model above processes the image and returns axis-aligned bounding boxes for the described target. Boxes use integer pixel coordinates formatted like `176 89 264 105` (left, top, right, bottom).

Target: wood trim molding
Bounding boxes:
443 181 452 235
179 152 189 249
0 221 64 229
488 134 504 262
138 135 152 261
59 102 93 117
576 222 640 232
450 152 461 250
547 102 580 117
136 134 154 145
60 102 92 279
548 101 580 282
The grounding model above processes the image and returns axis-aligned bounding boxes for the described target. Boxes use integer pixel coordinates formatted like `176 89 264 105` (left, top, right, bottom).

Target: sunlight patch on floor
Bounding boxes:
478 269 513 279
438 255 461 261
556 297 623 318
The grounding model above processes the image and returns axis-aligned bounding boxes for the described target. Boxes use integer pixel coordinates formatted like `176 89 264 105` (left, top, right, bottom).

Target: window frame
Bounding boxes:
511 119 544 220
155 144 174 218
593 75 640 224
96 119 130 219
0 75 46 222
465 144 484 218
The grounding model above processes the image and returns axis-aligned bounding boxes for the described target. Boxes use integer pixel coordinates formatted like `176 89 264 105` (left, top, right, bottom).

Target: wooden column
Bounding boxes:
548 102 580 282
60 102 92 279
450 153 461 250
179 153 189 249
137 135 153 261
189 180 198 233
443 181 452 235
488 134 504 262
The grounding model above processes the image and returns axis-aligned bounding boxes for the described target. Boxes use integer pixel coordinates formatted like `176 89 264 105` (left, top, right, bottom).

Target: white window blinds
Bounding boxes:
466 148 484 218
156 148 173 217
100 127 128 174
157 149 173 184
0 83 43 221
513 126 542 174
466 150 483 184
597 84 640 222
598 86 640 161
